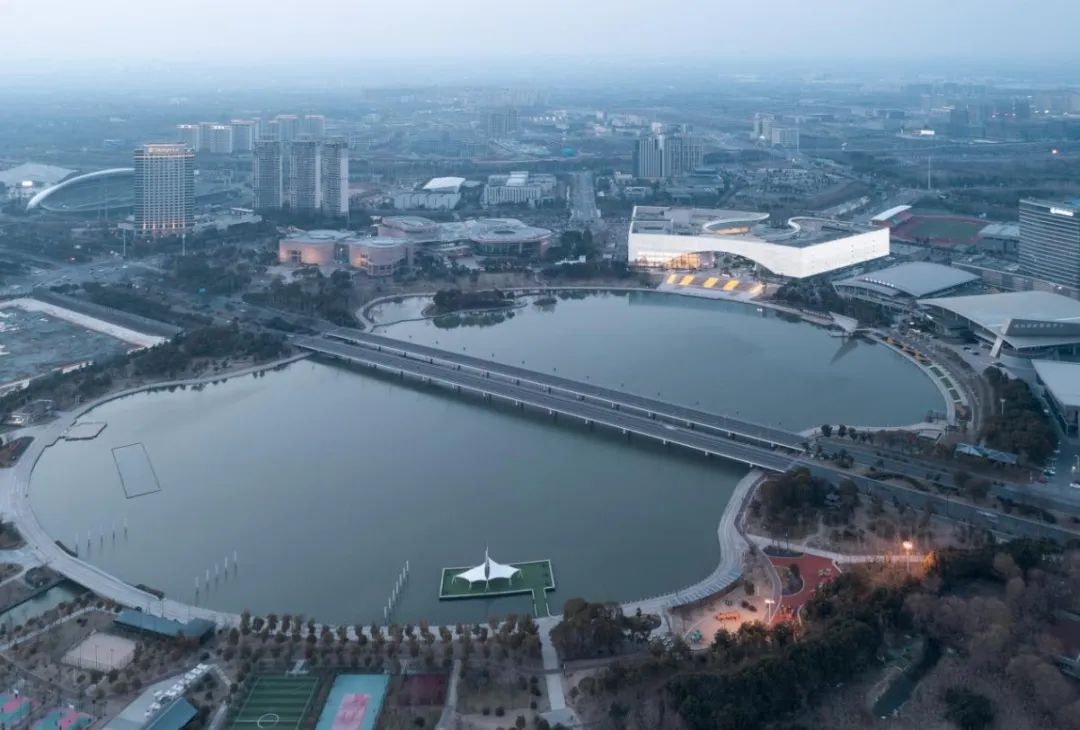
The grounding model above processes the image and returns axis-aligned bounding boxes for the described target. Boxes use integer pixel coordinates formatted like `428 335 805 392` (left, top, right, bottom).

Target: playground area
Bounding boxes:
314 675 390 730
439 559 555 616
766 551 841 624
34 708 93 730
229 676 320 730
890 214 985 249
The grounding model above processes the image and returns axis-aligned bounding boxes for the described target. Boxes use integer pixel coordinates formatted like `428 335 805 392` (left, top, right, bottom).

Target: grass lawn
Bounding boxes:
439 560 555 616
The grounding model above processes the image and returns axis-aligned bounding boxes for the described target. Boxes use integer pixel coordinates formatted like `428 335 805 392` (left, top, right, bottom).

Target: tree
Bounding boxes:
820 424 833 438
943 687 994 730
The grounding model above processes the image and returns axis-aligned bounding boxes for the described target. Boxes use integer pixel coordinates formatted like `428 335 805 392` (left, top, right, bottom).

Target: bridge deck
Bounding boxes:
324 328 807 450
295 336 800 471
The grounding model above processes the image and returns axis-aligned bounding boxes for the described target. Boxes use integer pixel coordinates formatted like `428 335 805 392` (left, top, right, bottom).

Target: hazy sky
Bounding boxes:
3 0 1076 68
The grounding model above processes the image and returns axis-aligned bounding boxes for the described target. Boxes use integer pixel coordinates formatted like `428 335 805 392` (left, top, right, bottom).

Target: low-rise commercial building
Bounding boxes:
1033 360 1080 436
277 230 412 277
481 171 557 206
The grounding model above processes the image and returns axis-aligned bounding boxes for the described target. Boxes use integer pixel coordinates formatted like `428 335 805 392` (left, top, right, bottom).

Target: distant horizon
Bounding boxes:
5 54 1080 93
4 0 1079 86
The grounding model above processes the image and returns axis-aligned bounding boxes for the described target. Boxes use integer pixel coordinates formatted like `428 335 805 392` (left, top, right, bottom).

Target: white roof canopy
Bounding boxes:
455 549 520 585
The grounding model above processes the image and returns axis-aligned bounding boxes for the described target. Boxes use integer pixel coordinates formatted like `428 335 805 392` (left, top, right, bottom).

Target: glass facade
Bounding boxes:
1020 199 1080 288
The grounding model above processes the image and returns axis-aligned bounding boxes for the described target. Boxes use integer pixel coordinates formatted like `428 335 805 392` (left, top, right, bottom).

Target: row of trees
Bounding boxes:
550 600 660 661
132 325 287 378
665 570 910 729
752 467 859 534
773 277 891 327
247 271 357 326
980 366 1057 464
430 288 512 314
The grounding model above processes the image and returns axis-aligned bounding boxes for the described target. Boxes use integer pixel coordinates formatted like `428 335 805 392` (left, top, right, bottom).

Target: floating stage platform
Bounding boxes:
439 559 555 617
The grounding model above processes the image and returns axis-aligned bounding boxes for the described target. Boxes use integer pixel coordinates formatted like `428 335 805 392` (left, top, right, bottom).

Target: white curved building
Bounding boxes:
628 206 889 279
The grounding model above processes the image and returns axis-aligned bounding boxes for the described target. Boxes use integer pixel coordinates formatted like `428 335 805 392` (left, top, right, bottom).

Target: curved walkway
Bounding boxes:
0 355 311 630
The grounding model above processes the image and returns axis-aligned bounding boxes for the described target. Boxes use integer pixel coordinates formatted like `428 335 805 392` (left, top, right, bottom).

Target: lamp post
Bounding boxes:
902 540 914 574
764 598 775 623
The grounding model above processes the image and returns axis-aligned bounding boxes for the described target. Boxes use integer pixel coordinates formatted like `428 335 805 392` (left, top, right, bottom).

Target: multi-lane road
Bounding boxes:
298 333 1080 543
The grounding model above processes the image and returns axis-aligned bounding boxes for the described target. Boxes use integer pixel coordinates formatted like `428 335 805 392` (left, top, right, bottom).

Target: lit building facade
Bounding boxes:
627 206 888 279
133 144 194 235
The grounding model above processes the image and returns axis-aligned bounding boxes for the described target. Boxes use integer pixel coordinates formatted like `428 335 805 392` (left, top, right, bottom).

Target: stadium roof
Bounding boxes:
26 168 134 212
920 290 1080 349
837 262 977 299
870 205 911 223
0 162 75 187
423 176 465 193
1033 360 1080 409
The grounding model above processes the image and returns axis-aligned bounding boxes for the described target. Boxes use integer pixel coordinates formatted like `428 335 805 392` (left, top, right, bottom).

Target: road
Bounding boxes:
299 333 1080 543
323 328 808 450
568 170 599 225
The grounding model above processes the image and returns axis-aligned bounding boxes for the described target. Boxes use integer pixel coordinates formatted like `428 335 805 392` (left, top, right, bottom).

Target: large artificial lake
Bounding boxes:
30 292 943 624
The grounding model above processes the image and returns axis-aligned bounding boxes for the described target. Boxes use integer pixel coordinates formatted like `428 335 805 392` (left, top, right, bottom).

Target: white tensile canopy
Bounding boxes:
454 549 520 587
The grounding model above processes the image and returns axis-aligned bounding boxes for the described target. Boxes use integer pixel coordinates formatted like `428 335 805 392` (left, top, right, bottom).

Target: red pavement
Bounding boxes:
766 553 841 624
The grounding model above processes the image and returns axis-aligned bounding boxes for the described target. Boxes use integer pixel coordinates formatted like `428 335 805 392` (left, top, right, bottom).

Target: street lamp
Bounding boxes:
901 540 914 574
764 598 775 622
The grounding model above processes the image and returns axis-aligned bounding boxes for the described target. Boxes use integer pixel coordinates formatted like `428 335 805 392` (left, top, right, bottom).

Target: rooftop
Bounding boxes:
1033 360 1080 409
114 609 215 640
630 206 874 247
836 262 978 299
920 291 1080 349
979 222 1020 239
0 162 75 187
870 205 912 223
423 176 465 194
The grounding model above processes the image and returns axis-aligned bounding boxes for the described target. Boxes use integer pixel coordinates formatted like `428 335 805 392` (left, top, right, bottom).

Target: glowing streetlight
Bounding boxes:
902 540 914 574
764 598 775 621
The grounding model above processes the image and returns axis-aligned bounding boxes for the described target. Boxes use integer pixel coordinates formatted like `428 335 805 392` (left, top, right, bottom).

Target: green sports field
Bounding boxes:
229 676 320 730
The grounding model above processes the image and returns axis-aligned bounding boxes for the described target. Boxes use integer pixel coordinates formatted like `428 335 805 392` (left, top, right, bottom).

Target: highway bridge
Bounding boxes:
296 333 1080 545
321 327 809 451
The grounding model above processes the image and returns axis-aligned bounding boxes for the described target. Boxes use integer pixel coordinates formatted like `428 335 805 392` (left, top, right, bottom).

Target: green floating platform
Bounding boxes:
439 559 556 617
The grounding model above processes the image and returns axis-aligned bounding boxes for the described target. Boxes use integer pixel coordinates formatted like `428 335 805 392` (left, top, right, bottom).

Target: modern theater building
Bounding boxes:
627 206 888 278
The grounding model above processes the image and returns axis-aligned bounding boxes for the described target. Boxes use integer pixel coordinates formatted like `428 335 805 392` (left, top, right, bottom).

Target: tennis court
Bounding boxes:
314 675 389 730
0 693 31 726
230 676 320 730
34 708 93 730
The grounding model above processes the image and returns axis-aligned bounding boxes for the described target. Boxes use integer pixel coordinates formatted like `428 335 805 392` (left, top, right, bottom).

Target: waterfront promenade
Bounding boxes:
0 355 312 630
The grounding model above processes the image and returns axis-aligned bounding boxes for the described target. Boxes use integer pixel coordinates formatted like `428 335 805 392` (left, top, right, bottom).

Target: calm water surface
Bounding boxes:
30 293 941 623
